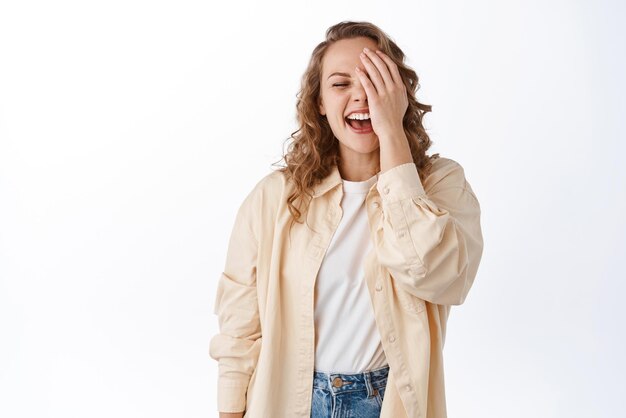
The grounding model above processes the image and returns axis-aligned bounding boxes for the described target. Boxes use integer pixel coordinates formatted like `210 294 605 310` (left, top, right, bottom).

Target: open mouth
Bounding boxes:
345 116 373 133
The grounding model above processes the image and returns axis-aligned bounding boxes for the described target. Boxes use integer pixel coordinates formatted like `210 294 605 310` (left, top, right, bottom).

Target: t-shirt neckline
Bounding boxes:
341 173 378 194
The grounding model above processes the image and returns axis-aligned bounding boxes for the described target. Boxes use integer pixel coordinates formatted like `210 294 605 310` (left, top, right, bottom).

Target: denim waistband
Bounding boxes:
313 364 389 395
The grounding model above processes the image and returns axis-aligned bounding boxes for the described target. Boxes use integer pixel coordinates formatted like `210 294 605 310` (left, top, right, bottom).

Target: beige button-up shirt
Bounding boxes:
209 156 484 417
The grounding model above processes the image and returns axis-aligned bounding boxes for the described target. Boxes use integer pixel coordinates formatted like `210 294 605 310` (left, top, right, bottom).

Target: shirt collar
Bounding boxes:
312 164 343 198
311 164 379 198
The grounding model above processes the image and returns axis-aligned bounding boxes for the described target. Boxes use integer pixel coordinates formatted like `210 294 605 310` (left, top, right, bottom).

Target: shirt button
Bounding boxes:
406 384 411 391
388 335 395 342
372 202 380 209
383 186 390 194
375 283 382 291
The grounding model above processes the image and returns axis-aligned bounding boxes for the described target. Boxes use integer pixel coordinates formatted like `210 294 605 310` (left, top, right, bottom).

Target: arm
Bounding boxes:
352 47 482 305
209 185 263 415
220 413 244 418
374 160 484 306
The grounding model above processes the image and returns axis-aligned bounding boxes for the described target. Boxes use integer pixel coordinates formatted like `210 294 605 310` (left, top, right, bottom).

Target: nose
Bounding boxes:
352 75 368 103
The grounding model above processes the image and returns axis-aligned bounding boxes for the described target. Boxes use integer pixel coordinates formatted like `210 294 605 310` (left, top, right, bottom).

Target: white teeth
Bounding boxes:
347 113 370 120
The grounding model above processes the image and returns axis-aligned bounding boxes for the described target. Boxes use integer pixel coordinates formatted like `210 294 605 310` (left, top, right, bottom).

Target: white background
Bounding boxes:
1 1 625 417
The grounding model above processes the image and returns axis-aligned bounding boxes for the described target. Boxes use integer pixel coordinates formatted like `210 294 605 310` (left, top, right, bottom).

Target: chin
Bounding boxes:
339 138 380 154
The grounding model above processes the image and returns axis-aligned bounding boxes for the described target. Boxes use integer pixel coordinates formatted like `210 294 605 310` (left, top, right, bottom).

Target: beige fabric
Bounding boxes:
209 156 484 417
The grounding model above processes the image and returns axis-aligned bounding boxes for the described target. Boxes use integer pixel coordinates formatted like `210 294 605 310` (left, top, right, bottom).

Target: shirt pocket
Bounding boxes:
395 288 426 315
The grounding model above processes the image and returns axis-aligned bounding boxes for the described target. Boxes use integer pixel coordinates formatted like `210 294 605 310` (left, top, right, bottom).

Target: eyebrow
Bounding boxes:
327 72 352 80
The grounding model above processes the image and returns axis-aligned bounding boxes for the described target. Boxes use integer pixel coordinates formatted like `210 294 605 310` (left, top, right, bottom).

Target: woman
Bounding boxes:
209 21 484 418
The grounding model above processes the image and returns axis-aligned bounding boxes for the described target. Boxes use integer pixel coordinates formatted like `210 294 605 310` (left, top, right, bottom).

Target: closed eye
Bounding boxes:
332 83 349 87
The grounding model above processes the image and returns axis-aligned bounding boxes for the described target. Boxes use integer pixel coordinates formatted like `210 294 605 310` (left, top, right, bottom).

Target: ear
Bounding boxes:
318 97 326 116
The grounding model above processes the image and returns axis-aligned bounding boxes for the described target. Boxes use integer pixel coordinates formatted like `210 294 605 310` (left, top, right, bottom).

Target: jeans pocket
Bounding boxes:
311 387 332 417
374 385 386 408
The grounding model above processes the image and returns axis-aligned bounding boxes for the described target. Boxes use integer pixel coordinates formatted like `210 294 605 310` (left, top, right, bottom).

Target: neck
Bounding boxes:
338 161 379 181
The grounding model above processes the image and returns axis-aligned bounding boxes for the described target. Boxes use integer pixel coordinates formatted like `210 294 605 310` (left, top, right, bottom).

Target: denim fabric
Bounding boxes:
310 364 389 418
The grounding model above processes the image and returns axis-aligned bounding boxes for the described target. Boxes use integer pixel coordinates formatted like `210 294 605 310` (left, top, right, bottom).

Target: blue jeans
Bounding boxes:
310 364 389 418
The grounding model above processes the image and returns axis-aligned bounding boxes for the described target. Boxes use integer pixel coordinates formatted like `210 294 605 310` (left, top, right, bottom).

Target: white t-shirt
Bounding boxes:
313 172 388 374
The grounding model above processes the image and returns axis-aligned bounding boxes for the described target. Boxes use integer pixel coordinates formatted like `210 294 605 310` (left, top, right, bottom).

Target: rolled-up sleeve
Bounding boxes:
209 186 262 413
375 161 483 306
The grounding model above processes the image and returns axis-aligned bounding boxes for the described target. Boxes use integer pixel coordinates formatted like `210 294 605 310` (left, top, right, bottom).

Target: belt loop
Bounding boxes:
364 370 374 397
326 371 334 393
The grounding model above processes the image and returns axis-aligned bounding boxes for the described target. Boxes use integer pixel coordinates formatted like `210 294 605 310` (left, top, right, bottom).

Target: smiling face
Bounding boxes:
318 37 381 173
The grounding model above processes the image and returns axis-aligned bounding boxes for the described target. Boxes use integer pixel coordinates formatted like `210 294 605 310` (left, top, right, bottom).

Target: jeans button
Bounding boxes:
332 377 343 387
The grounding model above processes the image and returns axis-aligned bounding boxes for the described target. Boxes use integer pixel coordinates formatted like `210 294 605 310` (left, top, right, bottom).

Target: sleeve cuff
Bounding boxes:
217 382 247 414
376 162 426 203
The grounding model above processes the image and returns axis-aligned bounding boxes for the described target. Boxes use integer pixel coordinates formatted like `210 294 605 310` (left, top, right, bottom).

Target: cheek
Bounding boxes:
329 97 349 117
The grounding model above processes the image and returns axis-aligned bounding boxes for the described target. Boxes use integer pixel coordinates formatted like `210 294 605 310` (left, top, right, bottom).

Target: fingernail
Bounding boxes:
364 47 370 52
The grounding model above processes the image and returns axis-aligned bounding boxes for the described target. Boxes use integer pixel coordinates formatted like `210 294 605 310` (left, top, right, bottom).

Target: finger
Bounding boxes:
374 50 403 87
359 51 384 95
363 48 395 89
355 66 377 99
